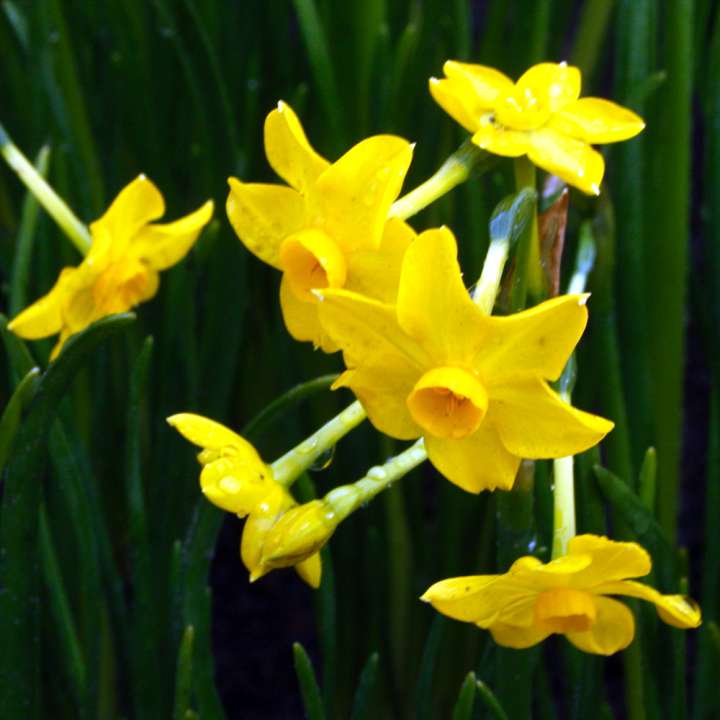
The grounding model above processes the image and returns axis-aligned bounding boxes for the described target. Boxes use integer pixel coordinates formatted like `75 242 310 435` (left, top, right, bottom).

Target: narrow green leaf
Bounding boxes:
0 312 134 718
414 616 445 720
293 642 326 720
9 145 50 317
173 626 195 720
243 374 339 438
0 366 40 474
638 447 657 512
475 679 510 720
0 313 36 382
571 0 615 81
451 671 477 720
39 505 87 712
349 652 379 720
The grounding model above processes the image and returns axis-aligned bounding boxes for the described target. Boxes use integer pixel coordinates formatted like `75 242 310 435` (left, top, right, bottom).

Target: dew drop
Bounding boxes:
310 445 335 471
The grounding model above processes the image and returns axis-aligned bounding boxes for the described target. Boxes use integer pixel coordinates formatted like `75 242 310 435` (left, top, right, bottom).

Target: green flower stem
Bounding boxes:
513 156 542 297
390 140 490 220
0 124 91 255
551 234 595 560
271 400 367 487
472 236 509 313
323 439 426 521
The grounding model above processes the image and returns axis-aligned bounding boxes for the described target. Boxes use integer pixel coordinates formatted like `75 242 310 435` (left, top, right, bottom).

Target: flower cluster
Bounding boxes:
8 58 699 659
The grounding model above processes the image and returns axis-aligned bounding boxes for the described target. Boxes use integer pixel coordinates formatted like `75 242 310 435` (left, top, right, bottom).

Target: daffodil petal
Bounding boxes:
421 575 511 625
279 275 337 352
476 294 589 382
489 377 614 458
567 534 651 584
135 200 213 270
591 580 701 629
397 227 486 364
443 60 513 106
167 412 245 449
489 621 551 649
428 77 483 134
424 423 520 493
295 552 322 588
317 288 431 369
345 217 415 303
240 488 293 577
264 101 330 193
226 179 307 269
199 457 270 516
550 98 645 144
7 267 75 339
92 175 165 256
528 128 604 195
566 596 635 655
314 135 413 252
471 123 531 157
333 355 421 440
517 62 581 113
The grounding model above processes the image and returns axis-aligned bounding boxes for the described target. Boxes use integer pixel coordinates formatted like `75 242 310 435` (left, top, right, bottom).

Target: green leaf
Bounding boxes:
475 679 510 720
173 625 195 720
293 642 326 720
414 616 445 720
0 312 134 718
451 672 477 720
0 365 40 475
349 652 379 720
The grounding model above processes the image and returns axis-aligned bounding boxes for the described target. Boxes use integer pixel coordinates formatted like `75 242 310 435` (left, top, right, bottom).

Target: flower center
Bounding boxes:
93 258 156 314
279 229 347 302
406 367 488 439
534 588 597 633
495 86 551 131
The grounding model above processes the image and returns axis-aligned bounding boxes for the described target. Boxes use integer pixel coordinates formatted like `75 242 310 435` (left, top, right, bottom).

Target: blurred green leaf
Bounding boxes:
293 642 326 720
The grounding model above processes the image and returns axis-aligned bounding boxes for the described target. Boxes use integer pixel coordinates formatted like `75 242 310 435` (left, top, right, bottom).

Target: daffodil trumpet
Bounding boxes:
258 439 427 573
0 123 91 254
389 140 494 221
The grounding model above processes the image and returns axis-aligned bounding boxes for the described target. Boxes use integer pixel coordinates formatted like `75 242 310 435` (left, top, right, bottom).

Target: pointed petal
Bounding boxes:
566 596 635 655
517 63 581 112
264 101 330 192
429 77 483 133
591 580 701 629
550 98 645 144
317 288 431 369
280 275 337 352
397 227 487 364
567 534 651 584
489 377 614 458
199 456 270 516
167 412 248 450
425 423 521 493
421 572 535 626
333 355 421 440
476 294 589 382
226 179 307 268
528 128 604 195
7 267 75 339
314 136 413 251
135 200 213 270
471 123 531 157
489 621 551 649
91 175 165 255
240 488 293 577
295 552 322 588
345 217 415 303
442 60 513 106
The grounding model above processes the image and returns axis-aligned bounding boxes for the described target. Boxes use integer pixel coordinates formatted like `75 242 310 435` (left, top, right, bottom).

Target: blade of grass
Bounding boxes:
173 626 195 720
293 642 326 720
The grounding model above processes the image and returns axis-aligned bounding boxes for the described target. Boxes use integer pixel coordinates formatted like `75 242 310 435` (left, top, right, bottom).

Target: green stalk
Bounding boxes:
513 157 542 298
390 141 492 221
0 125 90 254
571 0 616 81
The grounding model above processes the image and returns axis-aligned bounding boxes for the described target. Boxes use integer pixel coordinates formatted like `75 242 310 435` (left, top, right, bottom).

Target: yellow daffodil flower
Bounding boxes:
226 101 415 351
317 226 613 492
166 413 321 588
421 534 701 655
8 175 213 359
430 61 645 195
